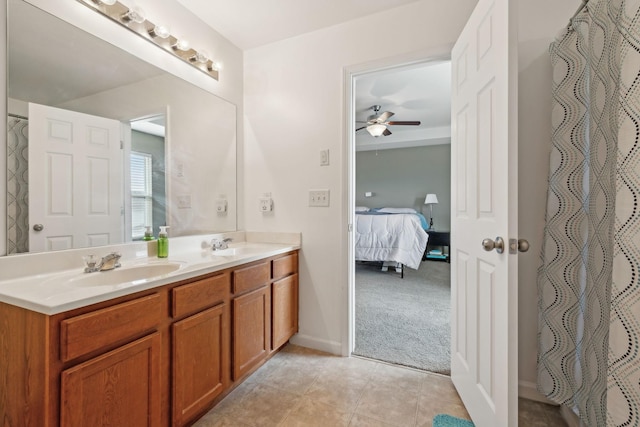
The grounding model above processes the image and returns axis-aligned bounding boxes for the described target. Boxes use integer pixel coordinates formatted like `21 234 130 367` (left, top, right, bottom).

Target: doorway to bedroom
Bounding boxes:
350 58 453 375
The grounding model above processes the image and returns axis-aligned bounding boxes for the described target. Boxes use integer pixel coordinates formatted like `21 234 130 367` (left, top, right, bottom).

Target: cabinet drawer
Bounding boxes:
60 294 161 362
172 273 229 318
272 253 297 280
233 262 270 295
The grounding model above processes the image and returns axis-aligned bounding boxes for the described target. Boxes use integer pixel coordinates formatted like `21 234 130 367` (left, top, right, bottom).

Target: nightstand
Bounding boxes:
425 231 450 262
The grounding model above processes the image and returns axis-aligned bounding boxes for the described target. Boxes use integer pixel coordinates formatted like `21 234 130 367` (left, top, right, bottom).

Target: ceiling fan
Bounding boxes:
356 105 421 137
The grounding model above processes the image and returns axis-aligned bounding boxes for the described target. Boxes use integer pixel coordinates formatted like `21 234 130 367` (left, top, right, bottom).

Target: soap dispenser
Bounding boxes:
143 226 154 241
157 226 170 258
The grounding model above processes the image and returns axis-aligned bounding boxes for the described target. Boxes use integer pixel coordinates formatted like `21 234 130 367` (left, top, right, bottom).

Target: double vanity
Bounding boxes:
0 232 300 426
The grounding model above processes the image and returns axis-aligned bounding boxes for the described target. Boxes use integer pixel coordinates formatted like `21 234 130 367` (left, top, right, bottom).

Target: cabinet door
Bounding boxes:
60 333 161 427
232 286 270 380
173 304 229 427
272 274 298 350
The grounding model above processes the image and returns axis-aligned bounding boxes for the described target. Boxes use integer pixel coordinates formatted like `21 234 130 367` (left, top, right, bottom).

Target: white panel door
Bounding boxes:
450 0 518 425
29 103 123 252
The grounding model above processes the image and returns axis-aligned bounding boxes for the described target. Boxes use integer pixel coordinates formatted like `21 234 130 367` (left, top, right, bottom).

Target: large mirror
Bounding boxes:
4 0 237 255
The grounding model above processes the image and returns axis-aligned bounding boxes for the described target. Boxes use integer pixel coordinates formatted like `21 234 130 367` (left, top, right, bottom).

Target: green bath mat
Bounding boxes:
433 414 475 427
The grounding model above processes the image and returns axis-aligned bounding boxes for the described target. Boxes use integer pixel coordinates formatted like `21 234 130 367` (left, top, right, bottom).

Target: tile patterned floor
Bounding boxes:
194 344 566 427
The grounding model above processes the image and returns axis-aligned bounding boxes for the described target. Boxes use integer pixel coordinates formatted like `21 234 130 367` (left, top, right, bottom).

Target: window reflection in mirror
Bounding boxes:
130 115 167 241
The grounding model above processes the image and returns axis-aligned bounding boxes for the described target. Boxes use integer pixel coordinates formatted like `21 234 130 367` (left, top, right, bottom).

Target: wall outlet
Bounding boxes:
259 197 273 212
309 189 330 207
215 199 227 213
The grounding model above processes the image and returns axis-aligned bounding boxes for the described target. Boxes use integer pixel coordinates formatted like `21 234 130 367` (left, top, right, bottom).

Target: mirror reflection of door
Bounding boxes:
28 102 122 252
129 116 167 241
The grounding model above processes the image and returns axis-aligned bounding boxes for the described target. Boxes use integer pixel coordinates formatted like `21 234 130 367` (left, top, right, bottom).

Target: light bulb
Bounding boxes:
172 39 190 51
121 5 146 23
209 61 222 71
100 0 117 5
366 124 386 137
191 50 210 64
149 24 171 39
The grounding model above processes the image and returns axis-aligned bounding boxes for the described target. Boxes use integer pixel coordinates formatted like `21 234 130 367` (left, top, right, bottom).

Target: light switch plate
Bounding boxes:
320 149 330 166
309 189 330 207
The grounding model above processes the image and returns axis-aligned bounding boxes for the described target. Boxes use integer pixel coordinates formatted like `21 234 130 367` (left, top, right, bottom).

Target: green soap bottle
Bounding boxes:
157 226 169 258
142 226 154 241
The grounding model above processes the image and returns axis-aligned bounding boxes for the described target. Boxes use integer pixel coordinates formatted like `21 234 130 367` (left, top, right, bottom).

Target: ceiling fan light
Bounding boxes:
366 124 386 137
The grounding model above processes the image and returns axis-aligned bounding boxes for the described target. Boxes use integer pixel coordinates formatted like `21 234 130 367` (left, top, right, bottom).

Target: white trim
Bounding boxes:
289 334 342 356
341 45 454 358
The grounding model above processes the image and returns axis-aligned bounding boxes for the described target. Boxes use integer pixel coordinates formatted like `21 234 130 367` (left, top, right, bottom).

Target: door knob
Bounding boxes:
509 238 530 253
33 224 44 232
482 237 504 254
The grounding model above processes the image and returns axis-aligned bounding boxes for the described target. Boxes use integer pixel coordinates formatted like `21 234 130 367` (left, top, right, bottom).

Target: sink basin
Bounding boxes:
211 246 263 257
68 262 184 287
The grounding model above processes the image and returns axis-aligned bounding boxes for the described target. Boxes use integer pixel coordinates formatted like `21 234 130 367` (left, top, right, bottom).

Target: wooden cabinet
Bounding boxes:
232 286 271 380
231 252 299 380
173 304 229 426
272 274 298 350
270 252 299 352
171 272 230 427
60 333 161 427
0 250 298 427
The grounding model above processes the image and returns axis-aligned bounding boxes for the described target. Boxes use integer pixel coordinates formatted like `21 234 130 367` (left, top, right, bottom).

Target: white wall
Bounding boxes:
516 0 580 400
243 0 476 353
243 0 581 396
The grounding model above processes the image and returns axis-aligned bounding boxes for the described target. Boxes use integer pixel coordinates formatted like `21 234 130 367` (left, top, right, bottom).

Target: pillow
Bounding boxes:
378 207 417 214
355 206 369 212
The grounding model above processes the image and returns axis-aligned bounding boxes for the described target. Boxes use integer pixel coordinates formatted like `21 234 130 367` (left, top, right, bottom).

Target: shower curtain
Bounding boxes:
6 116 29 254
537 0 640 426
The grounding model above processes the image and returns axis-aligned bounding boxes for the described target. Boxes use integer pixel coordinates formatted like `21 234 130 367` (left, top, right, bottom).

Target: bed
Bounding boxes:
354 207 429 273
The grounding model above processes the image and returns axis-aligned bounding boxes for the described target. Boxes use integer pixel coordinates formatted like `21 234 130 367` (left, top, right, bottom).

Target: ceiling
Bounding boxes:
355 61 451 152
175 0 423 50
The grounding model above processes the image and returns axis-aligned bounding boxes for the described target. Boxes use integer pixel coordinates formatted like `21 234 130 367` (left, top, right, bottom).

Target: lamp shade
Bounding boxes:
366 124 386 137
424 194 438 204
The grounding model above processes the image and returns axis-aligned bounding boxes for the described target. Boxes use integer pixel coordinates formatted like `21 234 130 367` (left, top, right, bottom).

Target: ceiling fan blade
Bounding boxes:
386 121 421 126
355 126 366 132
383 128 392 136
377 111 394 122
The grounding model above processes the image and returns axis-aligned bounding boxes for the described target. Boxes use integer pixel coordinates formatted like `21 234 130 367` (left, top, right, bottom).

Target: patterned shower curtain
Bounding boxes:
6 116 29 254
537 0 640 426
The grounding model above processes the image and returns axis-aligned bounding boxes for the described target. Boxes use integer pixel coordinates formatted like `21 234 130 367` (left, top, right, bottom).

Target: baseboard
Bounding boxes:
518 380 557 405
289 334 342 355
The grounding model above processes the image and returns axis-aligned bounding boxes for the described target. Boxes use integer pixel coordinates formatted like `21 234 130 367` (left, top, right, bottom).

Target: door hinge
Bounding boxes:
120 140 124 149
348 223 353 232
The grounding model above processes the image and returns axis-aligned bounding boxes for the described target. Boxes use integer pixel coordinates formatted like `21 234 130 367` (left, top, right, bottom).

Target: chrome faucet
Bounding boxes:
83 252 122 273
211 237 233 251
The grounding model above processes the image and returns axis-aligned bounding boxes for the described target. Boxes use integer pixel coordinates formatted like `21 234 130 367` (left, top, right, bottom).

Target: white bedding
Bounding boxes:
354 213 428 270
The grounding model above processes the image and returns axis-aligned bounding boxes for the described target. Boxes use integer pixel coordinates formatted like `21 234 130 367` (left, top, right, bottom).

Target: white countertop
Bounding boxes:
0 231 300 315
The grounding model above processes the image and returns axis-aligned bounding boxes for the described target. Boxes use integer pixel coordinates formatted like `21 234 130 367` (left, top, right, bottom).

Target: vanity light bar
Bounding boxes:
78 0 220 80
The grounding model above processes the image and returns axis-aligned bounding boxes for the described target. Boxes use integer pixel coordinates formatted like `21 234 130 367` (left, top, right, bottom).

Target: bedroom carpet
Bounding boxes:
353 260 451 374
